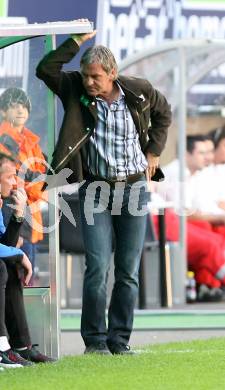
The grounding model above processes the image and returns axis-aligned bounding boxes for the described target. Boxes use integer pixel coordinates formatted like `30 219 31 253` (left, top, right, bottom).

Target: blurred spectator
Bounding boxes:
203 135 215 167
155 134 225 301
0 88 47 282
211 126 225 164
186 127 225 235
0 153 55 367
161 134 206 210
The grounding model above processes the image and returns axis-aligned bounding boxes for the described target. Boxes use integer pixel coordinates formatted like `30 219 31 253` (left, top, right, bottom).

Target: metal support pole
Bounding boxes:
178 47 187 303
158 211 168 306
45 34 60 359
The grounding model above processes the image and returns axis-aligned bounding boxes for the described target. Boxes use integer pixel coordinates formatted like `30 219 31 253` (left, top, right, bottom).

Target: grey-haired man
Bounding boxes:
37 28 171 354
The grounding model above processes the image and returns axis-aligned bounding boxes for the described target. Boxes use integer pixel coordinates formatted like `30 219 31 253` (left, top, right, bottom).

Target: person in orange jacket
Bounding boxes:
0 87 47 282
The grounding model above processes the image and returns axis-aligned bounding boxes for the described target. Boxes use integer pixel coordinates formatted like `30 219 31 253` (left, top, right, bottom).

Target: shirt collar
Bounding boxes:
96 81 125 105
116 81 125 97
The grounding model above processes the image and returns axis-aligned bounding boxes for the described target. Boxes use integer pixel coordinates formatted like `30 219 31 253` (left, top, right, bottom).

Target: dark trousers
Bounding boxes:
0 259 8 337
79 178 149 346
0 258 31 348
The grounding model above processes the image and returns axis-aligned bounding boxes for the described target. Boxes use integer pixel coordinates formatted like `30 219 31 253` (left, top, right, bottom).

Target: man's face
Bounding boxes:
2 103 29 128
0 160 17 198
204 139 215 166
186 141 206 172
81 63 116 97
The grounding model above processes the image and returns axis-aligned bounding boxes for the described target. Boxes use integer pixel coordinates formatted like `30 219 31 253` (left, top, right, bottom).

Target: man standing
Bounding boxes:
36 28 171 354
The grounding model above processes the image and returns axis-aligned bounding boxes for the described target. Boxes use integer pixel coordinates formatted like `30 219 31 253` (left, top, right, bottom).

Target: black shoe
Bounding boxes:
84 342 111 355
108 343 136 355
15 345 56 364
197 284 223 302
0 349 32 367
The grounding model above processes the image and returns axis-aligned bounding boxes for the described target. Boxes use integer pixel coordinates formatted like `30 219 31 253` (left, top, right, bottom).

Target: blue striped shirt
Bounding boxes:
85 85 147 179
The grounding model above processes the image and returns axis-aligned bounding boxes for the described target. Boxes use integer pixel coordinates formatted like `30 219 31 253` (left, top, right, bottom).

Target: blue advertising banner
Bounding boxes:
1 0 225 106
96 0 225 105
96 0 225 61
3 0 225 62
8 0 98 24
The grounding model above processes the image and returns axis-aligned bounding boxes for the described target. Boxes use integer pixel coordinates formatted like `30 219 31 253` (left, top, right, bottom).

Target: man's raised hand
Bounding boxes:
71 19 96 46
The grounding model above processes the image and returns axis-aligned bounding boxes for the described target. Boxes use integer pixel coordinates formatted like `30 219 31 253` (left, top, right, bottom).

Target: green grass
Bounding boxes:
2 338 225 390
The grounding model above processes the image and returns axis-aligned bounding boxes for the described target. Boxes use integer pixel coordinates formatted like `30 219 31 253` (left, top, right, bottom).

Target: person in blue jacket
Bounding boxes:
0 153 54 369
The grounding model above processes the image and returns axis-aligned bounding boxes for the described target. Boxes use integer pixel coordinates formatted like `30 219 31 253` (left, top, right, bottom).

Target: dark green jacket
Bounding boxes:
36 38 172 182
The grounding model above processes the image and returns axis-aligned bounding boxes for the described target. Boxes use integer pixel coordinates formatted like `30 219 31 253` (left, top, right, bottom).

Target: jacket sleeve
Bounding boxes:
0 209 24 261
0 243 23 258
36 38 80 97
145 82 172 156
0 215 23 247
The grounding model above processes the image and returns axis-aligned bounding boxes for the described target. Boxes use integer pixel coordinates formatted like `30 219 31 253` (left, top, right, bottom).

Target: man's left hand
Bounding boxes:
11 188 27 217
145 153 160 182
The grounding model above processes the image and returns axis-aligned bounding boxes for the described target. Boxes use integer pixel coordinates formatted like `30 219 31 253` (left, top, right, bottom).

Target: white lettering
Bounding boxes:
84 181 110 225
128 182 149 216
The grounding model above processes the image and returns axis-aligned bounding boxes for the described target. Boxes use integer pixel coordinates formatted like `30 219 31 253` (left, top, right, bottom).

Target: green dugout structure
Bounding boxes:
0 20 93 359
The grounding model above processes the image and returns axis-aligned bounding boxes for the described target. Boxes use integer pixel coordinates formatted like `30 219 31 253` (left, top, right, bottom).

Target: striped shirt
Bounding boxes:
85 84 148 179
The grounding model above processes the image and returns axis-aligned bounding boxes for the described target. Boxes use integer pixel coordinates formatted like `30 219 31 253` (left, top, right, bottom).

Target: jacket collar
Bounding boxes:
117 76 145 105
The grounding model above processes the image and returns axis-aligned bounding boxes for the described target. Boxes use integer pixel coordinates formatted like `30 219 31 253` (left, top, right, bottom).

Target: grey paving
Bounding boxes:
60 301 225 356
60 329 225 356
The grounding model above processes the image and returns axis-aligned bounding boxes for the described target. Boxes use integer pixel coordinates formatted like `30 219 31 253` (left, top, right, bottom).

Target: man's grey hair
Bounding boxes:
80 45 118 79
